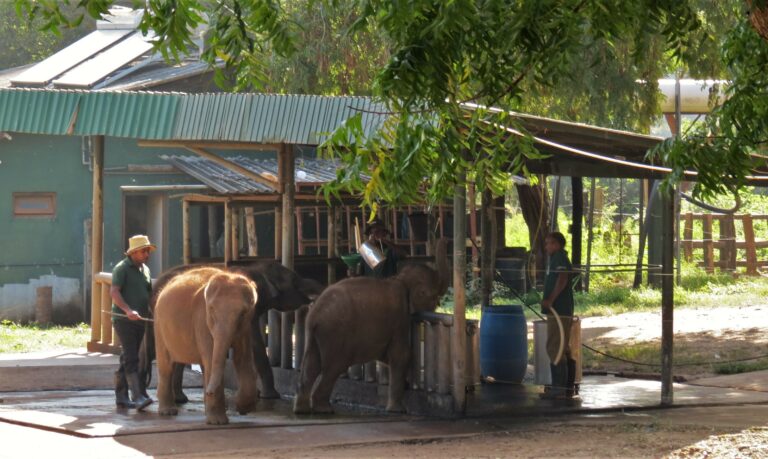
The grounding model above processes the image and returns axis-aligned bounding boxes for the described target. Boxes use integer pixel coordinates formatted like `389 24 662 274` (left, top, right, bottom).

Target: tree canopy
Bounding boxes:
12 0 768 207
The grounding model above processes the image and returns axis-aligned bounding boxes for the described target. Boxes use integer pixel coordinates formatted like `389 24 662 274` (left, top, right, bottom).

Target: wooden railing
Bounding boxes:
87 272 121 354
681 213 768 274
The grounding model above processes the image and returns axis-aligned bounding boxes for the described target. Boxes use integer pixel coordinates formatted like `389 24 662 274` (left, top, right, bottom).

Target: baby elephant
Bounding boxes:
154 267 259 425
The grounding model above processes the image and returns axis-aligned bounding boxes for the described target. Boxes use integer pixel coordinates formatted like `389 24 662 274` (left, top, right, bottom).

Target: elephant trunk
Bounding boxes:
435 238 450 296
206 332 231 396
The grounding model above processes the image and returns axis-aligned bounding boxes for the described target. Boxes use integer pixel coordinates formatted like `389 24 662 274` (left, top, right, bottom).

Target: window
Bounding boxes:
13 193 56 217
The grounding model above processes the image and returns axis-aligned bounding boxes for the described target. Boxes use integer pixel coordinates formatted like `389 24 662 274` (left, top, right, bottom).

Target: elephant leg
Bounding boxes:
293 338 320 414
202 357 228 425
233 333 259 414
310 363 346 414
385 341 410 413
252 318 279 399
155 338 178 416
171 363 189 404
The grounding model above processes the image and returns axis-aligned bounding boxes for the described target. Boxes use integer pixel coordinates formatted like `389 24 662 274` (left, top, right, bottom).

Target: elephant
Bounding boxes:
140 260 324 403
293 239 449 414
154 267 259 425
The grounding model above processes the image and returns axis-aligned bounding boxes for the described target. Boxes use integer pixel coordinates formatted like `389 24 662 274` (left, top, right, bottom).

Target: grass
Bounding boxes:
0 320 91 354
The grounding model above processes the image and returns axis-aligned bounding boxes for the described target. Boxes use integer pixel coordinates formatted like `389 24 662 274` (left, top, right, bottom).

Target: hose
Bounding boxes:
549 307 565 366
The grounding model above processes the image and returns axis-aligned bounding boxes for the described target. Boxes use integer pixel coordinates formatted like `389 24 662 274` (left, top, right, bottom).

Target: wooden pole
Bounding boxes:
89 135 104 347
328 207 337 285
571 177 583 291
468 183 478 273
661 187 675 406
585 178 596 292
452 180 467 413
231 206 240 261
224 201 232 267
182 199 191 264
245 207 258 256
280 144 295 269
274 206 282 260
207 205 217 257
743 214 758 275
480 189 494 308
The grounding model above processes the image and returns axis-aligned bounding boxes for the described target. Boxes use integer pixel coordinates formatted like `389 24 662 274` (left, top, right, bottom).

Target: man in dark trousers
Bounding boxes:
540 231 577 400
110 234 155 410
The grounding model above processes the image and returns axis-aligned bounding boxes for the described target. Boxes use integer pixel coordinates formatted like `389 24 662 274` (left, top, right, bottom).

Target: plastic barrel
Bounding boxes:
480 305 528 383
495 257 526 294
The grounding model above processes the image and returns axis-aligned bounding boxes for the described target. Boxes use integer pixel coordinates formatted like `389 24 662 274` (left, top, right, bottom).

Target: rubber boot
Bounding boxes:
114 370 136 409
566 358 579 399
127 372 153 411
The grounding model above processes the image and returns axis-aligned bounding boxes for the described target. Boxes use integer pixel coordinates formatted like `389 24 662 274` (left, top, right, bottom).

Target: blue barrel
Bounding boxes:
480 305 528 383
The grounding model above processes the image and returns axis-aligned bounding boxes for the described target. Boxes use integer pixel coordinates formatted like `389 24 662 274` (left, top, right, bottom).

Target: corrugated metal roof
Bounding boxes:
172 93 386 144
0 89 82 135
74 91 180 139
0 89 388 145
163 155 357 194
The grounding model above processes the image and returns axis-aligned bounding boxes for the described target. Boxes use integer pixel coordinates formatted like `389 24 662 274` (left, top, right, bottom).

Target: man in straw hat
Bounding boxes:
109 234 155 410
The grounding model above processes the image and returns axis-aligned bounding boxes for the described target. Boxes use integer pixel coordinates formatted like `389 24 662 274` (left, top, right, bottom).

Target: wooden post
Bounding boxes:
280 144 295 269
224 201 232 266
683 213 694 262
424 322 437 391
280 311 294 369
231 206 240 261
437 322 452 395
315 206 322 255
294 305 308 368
267 309 282 367
585 178 596 292
245 207 258 256
721 214 736 273
468 183 478 274
296 208 305 255
328 206 337 285
101 284 112 346
274 206 282 260
480 189 494 308
346 206 353 253
661 187 675 406
743 214 758 275
452 180 467 413
410 321 422 389
182 199 191 264
207 205 217 257
571 177 583 291
703 214 714 273
89 135 104 348
407 206 416 256
90 282 102 343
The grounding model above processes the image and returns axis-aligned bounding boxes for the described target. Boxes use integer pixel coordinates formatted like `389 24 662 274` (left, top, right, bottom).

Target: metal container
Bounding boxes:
533 317 582 386
360 240 387 269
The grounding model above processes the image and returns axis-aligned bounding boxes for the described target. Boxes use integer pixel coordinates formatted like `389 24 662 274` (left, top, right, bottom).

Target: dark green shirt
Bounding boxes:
111 257 152 322
543 249 574 316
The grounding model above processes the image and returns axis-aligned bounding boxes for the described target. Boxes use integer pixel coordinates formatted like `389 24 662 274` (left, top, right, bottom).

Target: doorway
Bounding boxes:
124 193 165 274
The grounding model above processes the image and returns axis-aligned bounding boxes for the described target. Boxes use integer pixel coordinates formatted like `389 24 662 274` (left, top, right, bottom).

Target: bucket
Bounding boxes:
533 317 582 386
479 305 528 383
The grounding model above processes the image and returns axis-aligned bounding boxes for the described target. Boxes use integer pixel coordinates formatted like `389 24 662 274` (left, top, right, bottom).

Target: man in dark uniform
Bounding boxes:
110 234 154 410
540 231 577 400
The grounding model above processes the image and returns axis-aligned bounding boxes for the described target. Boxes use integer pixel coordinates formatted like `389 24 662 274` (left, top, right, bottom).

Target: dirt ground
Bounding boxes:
580 305 768 379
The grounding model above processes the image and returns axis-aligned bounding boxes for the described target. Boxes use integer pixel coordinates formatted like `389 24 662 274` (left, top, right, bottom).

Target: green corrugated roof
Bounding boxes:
0 88 387 145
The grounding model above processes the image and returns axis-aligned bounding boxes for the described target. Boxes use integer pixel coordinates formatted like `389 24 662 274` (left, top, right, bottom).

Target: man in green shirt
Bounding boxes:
540 231 577 400
110 235 155 410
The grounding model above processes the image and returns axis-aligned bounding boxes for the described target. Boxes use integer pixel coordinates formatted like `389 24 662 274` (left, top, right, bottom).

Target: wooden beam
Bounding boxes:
280 143 295 269
182 199 191 264
184 145 280 191
452 180 467 414
138 140 281 152
90 135 104 337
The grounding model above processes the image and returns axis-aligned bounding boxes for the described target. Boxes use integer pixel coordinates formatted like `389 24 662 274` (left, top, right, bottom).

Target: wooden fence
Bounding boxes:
681 213 768 274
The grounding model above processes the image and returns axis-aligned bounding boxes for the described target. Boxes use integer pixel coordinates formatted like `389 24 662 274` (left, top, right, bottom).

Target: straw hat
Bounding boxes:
125 235 157 255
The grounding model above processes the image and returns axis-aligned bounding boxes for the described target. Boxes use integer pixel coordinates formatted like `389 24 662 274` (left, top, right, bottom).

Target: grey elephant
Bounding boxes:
294 239 449 414
142 260 324 402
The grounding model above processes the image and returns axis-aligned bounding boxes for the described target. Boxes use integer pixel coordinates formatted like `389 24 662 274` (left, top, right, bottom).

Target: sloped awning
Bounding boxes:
162 155 354 194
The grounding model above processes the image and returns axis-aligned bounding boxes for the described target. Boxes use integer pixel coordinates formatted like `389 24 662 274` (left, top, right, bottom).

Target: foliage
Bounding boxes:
653 15 768 199
0 2 93 69
0 321 90 354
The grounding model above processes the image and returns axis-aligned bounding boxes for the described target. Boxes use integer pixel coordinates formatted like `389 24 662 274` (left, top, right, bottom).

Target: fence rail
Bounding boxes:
681 213 768 275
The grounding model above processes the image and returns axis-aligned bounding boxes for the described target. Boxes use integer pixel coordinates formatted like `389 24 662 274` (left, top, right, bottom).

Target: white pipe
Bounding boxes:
658 79 727 114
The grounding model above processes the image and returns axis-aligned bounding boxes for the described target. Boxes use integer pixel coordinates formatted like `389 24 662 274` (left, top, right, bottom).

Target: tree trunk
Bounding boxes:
749 0 768 41
515 178 550 288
